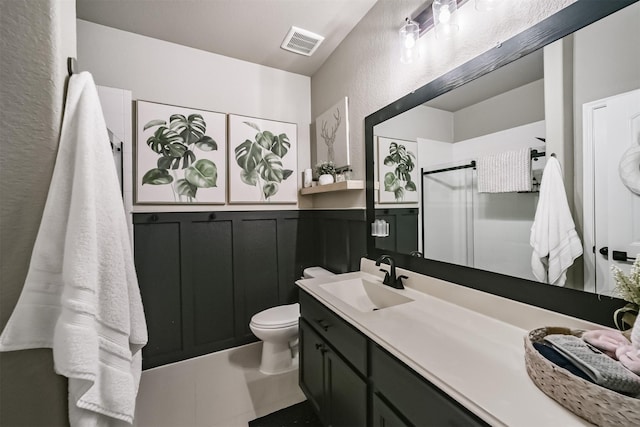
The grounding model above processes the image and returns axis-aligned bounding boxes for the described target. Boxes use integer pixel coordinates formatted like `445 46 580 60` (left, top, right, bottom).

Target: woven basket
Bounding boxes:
524 327 640 427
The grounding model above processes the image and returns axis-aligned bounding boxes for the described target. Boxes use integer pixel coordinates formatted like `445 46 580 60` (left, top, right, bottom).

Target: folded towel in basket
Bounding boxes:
533 342 594 382
616 345 640 376
545 334 640 394
582 329 631 359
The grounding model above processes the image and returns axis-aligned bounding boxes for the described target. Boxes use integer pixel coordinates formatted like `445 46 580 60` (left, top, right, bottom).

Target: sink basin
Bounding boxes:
319 278 413 312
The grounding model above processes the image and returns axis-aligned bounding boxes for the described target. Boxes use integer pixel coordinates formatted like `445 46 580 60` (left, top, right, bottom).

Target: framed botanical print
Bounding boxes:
228 114 298 203
136 101 226 204
378 136 419 203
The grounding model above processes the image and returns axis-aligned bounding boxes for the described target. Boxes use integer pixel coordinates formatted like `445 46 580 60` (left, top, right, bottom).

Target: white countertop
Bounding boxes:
296 259 604 427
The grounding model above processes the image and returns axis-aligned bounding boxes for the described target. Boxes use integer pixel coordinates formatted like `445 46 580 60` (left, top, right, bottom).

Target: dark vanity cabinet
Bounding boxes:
299 292 367 427
299 290 488 427
372 394 409 427
371 345 487 427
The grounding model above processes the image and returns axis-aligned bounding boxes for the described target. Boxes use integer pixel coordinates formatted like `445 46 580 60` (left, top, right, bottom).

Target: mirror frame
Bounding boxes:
365 0 637 327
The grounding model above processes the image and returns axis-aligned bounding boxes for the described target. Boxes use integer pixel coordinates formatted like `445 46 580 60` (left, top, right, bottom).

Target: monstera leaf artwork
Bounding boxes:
378 137 419 204
229 115 298 203
136 101 226 204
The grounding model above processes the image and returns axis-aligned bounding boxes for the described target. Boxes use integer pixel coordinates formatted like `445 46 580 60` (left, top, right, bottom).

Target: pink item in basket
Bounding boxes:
582 329 630 359
633 311 639 348
616 345 640 376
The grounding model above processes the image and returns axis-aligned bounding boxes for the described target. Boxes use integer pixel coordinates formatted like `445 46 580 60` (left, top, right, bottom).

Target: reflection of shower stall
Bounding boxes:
421 152 545 282
421 164 475 267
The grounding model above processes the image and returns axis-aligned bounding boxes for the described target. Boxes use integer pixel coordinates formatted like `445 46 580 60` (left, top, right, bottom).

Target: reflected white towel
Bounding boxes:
530 156 583 286
0 72 147 425
477 147 532 193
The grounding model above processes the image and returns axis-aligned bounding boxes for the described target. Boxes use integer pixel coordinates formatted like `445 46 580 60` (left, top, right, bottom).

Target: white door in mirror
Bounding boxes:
619 145 640 195
585 89 640 296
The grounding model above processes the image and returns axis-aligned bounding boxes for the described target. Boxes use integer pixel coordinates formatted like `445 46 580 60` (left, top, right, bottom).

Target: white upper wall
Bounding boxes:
77 19 312 211
453 79 544 142
310 0 575 208
375 105 453 143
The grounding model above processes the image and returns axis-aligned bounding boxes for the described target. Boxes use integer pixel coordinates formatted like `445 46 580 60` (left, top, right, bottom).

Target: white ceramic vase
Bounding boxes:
318 174 334 185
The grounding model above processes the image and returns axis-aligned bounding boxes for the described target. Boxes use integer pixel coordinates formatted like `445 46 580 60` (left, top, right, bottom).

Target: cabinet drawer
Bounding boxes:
371 345 488 427
300 290 367 375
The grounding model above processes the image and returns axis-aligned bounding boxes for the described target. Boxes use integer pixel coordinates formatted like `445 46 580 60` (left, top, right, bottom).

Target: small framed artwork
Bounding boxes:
228 114 298 203
315 96 349 168
378 136 419 203
136 101 226 204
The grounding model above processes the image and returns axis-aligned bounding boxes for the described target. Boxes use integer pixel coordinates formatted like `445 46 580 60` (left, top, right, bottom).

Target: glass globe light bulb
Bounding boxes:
404 34 416 49
439 8 451 23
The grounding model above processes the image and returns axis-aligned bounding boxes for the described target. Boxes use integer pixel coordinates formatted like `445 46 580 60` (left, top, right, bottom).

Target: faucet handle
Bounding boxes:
379 269 391 284
397 275 408 287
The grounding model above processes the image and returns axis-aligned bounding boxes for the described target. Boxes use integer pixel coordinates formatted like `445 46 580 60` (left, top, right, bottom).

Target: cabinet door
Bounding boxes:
372 345 487 427
372 394 409 427
299 319 325 420
326 349 367 427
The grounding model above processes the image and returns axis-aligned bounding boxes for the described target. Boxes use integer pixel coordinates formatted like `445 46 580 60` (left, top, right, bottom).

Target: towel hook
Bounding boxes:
67 57 77 76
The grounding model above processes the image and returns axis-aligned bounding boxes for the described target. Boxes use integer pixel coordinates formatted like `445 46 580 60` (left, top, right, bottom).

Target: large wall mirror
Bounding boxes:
365 0 639 325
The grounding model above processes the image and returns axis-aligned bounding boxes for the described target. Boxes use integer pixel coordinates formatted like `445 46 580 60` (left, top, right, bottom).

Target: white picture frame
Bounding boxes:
136 101 227 204
228 114 298 204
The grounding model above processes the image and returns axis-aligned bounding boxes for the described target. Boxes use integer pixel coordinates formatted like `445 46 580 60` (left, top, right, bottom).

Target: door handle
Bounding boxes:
599 247 608 257
314 343 328 354
612 250 637 262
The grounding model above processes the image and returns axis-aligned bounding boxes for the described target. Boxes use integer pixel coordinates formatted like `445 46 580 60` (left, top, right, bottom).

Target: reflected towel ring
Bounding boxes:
619 145 640 195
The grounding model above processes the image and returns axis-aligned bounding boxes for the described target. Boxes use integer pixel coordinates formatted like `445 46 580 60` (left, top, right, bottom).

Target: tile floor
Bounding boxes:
135 342 305 426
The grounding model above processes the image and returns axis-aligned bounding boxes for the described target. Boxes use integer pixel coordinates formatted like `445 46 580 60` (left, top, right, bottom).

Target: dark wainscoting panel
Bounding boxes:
134 209 366 369
375 208 419 255
315 210 368 274
185 219 234 348
134 221 183 363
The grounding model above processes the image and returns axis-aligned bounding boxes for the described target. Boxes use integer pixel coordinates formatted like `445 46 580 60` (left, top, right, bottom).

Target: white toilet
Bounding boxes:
249 266 334 375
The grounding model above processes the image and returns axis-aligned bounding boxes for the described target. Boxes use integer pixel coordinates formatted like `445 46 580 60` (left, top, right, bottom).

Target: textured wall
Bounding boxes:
0 0 76 424
310 0 575 209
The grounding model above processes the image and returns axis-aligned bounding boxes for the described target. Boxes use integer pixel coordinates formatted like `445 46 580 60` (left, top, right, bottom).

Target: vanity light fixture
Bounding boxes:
399 18 420 64
432 0 459 39
398 0 471 64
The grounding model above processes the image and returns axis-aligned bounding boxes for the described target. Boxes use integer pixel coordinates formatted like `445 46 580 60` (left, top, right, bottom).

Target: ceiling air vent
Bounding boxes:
280 26 325 56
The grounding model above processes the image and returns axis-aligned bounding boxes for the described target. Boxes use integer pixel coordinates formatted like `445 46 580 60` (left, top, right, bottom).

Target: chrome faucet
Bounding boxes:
375 255 407 289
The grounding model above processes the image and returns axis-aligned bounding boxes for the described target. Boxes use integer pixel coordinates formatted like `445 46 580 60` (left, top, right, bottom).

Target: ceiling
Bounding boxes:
425 49 544 112
76 0 378 77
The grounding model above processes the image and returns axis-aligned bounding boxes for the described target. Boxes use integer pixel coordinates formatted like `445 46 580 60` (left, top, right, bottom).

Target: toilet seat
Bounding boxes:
250 303 300 329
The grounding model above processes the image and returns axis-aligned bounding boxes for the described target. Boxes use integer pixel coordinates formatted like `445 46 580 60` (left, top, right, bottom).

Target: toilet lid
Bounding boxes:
251 303 300 329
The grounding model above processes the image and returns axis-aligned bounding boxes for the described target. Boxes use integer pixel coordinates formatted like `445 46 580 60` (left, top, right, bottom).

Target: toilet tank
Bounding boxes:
302 266 335 279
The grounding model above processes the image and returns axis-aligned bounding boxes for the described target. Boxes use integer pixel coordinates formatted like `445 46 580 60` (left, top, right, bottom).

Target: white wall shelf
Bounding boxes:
300 180 365 195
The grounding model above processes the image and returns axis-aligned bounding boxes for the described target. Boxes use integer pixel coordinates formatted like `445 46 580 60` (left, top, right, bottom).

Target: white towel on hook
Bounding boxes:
0 72 147 426
529 156 583 286
476 147 532 193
